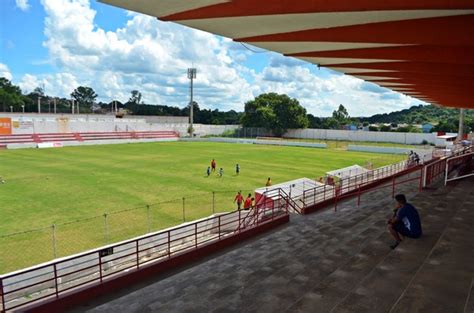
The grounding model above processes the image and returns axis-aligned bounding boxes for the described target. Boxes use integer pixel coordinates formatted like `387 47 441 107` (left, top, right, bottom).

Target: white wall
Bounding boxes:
284 128 436 145
0 114 238 137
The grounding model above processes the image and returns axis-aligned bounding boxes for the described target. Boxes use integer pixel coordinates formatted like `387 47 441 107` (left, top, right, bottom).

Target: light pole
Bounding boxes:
21 105 25 113
187 68 197 137
38 96 41 114
54 98 57 114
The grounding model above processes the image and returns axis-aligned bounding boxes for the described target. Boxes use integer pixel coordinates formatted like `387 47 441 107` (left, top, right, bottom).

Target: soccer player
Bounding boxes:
0 176 5 184
266 177 272 187
218 167 224 177
244 193 253 210
234 191 244 210
206 166 211 177
211 159 217 172
235 164 240 175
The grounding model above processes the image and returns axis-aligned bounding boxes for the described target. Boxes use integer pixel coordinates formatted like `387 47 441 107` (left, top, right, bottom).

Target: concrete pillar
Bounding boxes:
458 108 465 141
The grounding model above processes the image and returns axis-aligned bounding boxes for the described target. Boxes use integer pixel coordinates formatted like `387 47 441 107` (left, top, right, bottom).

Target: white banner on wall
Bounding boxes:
37 142 64 149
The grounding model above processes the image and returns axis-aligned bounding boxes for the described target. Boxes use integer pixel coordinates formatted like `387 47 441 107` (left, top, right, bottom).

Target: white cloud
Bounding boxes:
0 63 13 80
37 0 253 110
250 64 424 116
15 0 30 11
8 0 425 117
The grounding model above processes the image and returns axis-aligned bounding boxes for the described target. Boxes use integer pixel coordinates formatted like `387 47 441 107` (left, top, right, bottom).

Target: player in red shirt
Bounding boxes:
234 191 244 210
211 159 216 172
243 193 253 210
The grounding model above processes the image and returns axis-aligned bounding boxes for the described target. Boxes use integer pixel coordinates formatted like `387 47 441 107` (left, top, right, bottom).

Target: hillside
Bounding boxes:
361 105 473 125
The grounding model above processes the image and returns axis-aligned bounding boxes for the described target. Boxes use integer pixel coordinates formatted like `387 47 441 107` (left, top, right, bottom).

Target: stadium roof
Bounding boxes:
100 0 474 109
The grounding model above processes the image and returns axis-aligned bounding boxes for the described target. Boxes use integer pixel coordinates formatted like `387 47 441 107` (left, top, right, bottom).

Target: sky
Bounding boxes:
0 0 426 117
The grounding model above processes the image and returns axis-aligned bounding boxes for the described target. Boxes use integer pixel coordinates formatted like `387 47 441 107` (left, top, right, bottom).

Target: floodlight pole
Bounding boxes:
187 68 197 137
38 96 41 114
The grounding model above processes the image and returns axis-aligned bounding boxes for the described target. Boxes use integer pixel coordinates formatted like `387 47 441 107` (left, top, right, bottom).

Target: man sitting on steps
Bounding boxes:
387 194 423 249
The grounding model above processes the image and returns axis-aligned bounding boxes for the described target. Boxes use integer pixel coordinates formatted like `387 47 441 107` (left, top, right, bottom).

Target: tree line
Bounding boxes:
1 77 470 133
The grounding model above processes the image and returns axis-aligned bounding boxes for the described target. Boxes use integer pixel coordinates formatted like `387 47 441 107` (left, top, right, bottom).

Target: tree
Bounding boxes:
71 86 98 111
380 125 391 132
241 93 309 136
0 78 25 111
32 87 45 97
332 104 350 124
128 90 142 105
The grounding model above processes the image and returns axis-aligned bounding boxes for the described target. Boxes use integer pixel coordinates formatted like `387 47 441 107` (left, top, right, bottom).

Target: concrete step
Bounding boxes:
323 180 472 313
389 180 474 313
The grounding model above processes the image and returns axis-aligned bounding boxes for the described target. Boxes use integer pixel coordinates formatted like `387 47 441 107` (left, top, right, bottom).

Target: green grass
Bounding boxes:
0 142 404 273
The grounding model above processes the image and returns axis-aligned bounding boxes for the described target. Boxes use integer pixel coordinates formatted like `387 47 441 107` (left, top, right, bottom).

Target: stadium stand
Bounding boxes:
0 131 179 149
73 174 474 313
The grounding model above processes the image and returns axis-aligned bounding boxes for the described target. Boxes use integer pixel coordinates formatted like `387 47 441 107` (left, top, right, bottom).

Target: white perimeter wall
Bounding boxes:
284 129 436 145
0 114 238 137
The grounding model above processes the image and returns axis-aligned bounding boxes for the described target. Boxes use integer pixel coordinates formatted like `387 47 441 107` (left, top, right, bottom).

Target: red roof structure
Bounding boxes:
100 0 474 108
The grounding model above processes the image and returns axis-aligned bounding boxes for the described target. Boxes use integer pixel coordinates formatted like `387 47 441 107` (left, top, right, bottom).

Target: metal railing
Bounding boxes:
0 203 288 312
300 159 415 209
423 146 472 187
334 168 423 211
0 189 255 274
445 152 474 185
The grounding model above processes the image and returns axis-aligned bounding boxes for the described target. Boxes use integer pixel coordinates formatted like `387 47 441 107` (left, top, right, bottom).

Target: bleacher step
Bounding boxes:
324 180 471 313
389 180 474 313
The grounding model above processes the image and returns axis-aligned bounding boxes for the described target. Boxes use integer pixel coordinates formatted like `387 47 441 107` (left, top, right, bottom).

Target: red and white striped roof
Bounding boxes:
100 0 474 109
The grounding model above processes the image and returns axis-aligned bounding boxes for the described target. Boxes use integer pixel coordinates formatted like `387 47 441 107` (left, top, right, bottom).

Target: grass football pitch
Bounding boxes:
0 141 404 273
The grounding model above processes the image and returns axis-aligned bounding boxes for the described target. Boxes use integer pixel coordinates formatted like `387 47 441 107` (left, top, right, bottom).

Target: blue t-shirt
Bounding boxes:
397 203 422 237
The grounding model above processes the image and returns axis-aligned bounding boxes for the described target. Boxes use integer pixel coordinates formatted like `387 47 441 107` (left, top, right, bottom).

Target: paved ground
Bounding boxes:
71 174 474 313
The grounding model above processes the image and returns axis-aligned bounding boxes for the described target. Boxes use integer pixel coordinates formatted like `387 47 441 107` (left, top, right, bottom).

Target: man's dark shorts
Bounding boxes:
393 222 421 239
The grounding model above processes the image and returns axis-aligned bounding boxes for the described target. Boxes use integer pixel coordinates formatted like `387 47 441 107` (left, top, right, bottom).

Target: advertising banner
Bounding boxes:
0 118 12 135
37 142 64 149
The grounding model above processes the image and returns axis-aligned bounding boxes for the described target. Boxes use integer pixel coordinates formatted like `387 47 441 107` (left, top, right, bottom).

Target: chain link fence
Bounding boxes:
0 189 253 274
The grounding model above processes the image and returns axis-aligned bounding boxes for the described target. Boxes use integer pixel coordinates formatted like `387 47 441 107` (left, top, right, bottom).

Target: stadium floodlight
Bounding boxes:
187 68 197 137
38 96 41 114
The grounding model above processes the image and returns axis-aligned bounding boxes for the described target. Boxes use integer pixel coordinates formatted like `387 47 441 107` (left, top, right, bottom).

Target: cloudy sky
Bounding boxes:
1 0 426 116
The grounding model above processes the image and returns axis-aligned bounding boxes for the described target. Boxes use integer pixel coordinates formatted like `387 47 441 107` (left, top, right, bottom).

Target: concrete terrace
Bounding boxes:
72 175 474 313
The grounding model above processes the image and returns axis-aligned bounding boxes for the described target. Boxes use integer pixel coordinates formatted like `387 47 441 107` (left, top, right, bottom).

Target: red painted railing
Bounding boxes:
334 168 424 211
423 146 472 187
0 204 286 312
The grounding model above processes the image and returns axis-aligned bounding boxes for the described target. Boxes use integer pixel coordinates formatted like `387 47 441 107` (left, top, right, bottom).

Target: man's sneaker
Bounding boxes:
390 241 401 249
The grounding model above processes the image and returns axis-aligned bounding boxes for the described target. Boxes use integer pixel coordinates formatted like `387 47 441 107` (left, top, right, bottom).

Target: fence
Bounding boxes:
284 128 437 145
0 198 289 312
0 190 253 275
445 152 474 185
299 159 416 210
423 146 473 187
